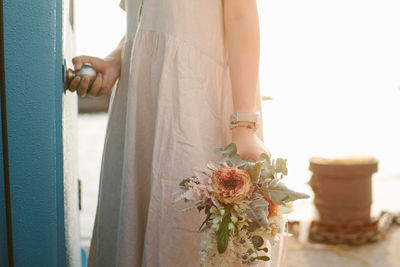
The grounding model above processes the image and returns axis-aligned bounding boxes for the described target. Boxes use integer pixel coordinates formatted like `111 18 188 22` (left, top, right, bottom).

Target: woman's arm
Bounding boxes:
223 0 270 160
68 34 126 97
223 0 260 113
103 34 126 69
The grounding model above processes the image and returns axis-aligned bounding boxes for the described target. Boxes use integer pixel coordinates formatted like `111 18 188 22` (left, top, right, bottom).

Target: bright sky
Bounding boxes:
75 0 400 196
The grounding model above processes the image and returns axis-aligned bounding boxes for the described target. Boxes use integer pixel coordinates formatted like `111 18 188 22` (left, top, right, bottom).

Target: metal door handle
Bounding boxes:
63 58 97 93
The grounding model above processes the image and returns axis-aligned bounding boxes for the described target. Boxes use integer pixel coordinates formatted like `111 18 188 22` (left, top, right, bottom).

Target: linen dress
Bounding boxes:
88 0 266 266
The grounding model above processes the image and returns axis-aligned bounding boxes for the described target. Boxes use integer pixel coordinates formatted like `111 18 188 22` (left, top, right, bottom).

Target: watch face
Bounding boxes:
231 112 260 124
231 113 239 122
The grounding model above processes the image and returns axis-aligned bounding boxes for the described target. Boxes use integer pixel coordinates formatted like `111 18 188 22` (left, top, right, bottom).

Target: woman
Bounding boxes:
68 0 270 266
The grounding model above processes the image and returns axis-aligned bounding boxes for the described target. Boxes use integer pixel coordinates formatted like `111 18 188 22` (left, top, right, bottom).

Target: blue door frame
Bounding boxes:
1 0 67 266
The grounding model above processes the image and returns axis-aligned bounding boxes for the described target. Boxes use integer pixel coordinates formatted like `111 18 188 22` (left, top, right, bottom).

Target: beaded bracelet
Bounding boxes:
229 121 256 131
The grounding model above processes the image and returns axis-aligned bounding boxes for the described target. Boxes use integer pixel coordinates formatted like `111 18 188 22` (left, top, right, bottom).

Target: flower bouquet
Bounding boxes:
173 143 309 266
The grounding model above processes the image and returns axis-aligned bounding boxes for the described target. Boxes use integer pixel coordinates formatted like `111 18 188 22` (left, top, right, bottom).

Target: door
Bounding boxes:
63 0 82 266
0 0 81 266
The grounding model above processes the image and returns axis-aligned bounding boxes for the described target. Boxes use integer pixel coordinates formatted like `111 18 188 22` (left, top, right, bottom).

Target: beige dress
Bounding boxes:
88 0 266 266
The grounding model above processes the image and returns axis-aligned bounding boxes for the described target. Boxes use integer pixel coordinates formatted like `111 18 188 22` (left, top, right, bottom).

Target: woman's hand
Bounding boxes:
68 55 121 97
231 127 271 161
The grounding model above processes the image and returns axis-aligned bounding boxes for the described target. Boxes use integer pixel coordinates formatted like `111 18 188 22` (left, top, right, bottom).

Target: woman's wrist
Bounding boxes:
231 125 256 138
103 55 121 75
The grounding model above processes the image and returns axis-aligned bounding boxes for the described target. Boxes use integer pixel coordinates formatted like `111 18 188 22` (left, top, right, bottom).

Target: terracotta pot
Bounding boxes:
309 156 378 225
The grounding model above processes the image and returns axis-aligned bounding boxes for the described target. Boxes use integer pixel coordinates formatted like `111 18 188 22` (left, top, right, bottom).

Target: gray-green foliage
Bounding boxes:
246 193 270 230
214 143 309 205
214 143 290 185
260 178 309 205
214 143 242 166
212 142 309 259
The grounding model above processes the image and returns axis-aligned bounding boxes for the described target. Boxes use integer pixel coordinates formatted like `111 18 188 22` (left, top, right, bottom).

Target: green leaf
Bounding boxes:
260 168 274 179
257 247 269 253
251 235 264 248
217 157 231 165
217 211 231 253
214 147 224 155
216 143 237 157
215 143 246 167
275 158 288 176
231 153 242 165
224 143 237 154
258 153 271 166
253 256 270 262
261 179 309 205
247 193 270 230
246 161 265 184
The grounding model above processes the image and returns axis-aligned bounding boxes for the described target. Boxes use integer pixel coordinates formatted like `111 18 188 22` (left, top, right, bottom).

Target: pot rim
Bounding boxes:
309 156 378 176
309 156 377 166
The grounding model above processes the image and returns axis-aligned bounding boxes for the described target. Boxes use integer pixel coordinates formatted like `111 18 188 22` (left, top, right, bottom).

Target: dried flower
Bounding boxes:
263 195 278 219
212 165 254 204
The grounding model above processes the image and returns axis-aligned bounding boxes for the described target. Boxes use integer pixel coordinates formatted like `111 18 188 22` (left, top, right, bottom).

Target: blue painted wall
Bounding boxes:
2 0 66 266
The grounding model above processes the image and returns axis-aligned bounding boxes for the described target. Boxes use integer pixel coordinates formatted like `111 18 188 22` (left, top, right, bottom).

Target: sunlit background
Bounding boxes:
76 0 400 248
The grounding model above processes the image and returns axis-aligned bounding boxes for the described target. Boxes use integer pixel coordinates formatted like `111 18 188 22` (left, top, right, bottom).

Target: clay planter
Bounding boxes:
309 157 378 225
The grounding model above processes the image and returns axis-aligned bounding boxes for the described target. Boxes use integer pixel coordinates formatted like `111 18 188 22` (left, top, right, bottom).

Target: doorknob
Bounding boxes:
63 58 97 93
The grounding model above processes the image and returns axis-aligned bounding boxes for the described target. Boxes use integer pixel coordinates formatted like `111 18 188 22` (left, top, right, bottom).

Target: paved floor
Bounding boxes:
78 112 400 266
284 226 400 267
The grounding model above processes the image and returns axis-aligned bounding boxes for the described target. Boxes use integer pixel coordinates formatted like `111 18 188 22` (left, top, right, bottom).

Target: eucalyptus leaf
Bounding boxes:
215 143 237 157
258 153 271 166
251 235 264 248
236 160 250 168
260 169 274 180
231 153 242 165
217 157 231 165
247 193 270 230
223 143 237 155
246 161 265 184
215 143 246 167
257 247 269 253
275 158 288 176
214 147 224 155
252 256 270 262
206 162 218 171
261 179 309 204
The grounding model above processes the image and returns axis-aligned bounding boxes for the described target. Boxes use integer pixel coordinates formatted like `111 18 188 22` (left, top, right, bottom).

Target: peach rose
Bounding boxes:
212 165 254 204
262 194 278 218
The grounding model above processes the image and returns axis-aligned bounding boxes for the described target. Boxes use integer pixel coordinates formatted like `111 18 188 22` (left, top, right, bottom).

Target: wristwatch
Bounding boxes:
230 112 260 130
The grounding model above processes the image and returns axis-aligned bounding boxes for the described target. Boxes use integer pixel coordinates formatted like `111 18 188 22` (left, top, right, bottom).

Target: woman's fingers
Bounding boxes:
88 73 103 96
98 78 113 96
68 76 81 92
72 56 85 71
69 54 119 96
77 76 90 96
72 55 106 72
